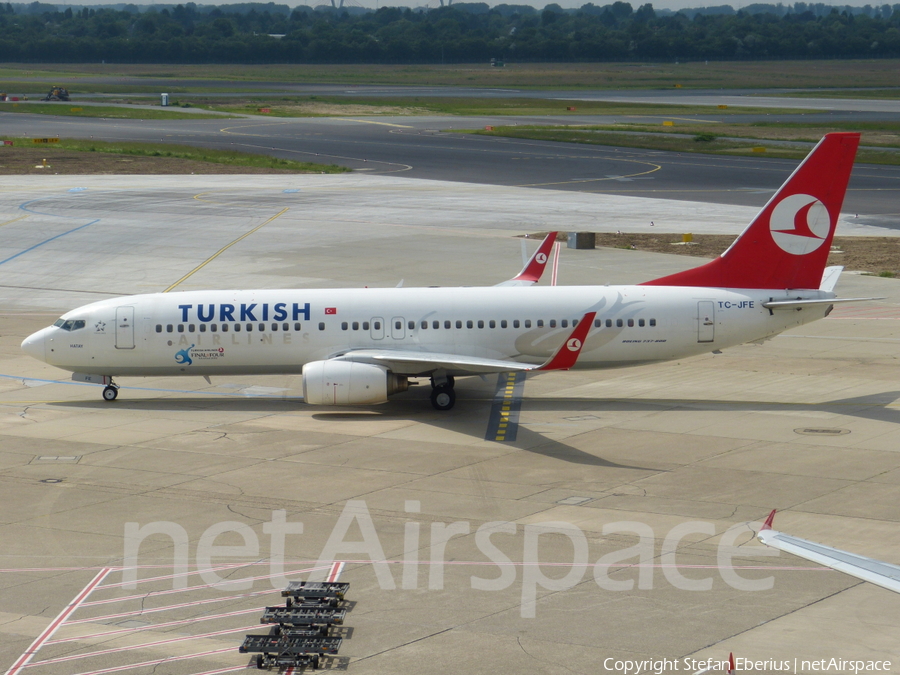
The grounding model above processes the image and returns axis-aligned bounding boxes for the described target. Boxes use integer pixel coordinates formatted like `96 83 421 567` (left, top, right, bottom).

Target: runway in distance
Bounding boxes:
21 132 876 410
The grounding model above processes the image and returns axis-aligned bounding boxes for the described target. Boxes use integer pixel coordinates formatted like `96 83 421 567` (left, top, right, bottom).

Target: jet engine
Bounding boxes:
302 360 408 405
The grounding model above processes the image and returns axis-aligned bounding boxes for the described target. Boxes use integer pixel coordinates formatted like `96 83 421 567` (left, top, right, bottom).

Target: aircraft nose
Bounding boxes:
21 329 47 363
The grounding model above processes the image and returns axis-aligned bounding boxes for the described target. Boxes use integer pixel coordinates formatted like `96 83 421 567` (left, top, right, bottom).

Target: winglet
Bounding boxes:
538 312 596 371
728 653 735 675
761 509 777 532
505 232 558 285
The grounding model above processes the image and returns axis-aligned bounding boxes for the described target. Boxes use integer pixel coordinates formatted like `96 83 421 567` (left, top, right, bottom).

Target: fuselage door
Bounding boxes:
697 301 715 343
371 317 384 340
116 306 135 349
391 316 405 340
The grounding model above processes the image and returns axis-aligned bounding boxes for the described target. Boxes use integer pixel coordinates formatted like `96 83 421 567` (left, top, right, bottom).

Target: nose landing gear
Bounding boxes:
102 382 119 401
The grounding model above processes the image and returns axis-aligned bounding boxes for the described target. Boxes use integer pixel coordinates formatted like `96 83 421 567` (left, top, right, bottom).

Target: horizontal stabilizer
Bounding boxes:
762 297 884 311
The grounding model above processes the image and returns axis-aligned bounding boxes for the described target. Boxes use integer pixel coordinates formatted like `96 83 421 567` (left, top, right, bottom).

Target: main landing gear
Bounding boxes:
429 375 456 411
102 381 119 402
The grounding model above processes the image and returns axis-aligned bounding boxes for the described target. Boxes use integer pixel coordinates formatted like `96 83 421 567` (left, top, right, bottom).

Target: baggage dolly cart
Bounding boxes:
282 581 349 607
260 606 346 627
240 634 341 670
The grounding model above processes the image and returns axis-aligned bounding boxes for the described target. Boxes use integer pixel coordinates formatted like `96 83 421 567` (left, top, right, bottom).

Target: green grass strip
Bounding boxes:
0 136 350 173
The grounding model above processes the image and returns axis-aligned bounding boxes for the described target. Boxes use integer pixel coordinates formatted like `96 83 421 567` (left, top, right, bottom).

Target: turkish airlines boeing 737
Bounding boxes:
21 133 872 410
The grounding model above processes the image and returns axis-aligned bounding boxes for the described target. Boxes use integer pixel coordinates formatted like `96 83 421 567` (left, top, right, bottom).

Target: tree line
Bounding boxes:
2 0 900 63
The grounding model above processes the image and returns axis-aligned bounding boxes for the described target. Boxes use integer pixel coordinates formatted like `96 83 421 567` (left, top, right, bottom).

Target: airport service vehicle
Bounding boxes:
21 133 872 410
758 510 900 594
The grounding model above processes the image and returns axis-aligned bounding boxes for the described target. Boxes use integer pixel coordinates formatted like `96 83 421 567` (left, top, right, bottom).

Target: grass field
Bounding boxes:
0 137 349 173
0 101 232 119
3 60 900 91
466 125 900 164
198 95 810 117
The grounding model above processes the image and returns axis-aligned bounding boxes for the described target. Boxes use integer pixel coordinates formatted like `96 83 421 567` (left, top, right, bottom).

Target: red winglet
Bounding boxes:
539 312 596 371
728 653 736 675
760 509 777 532
512 232 558 284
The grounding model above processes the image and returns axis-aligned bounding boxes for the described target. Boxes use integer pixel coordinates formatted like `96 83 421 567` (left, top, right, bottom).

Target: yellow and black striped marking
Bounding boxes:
485 371 526 442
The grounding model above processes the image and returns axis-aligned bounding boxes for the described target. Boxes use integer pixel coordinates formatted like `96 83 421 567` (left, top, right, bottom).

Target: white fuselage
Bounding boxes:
24 285 833 379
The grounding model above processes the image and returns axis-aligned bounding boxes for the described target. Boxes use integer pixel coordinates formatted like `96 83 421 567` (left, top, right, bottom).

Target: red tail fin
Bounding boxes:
643 133 860 290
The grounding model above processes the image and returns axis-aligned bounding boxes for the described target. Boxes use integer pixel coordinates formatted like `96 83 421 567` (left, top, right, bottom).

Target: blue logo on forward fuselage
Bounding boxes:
175 345 195 365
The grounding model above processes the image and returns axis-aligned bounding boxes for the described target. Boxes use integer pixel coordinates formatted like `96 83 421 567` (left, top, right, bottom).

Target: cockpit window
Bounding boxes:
54 319 86 331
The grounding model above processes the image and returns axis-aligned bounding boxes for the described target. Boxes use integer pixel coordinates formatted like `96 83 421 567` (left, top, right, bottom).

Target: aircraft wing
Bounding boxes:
757 510 900 594
495 232 558 286
333 311 596 376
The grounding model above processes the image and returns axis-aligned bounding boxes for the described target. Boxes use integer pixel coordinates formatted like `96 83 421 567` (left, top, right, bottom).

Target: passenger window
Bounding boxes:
573 319 578 326
513 320 520 328
549 320 556 328
319 322 325 331
222 324 229 332
594 319 601 328
650 318 657 327
156 324 162 333
234 324 241 332
341 322 348 331
489 320 496 329
408 320 415 330
477 320 484 329
211 324 218 333
246 324 253 332
352 322 359 331
501 320 507 328
363 322 370 330
561 319 568 328
444 320 451 329
374 321 381 330
456 320 462 329
433 320 439 329
177 324 184 333
467 320 473 329
421 321 428 329
294 322 302 331
627 319 634 327
616 319 623 327
259 324 265 332
188 324 195 333
606 319 613 328
525 320 531 328
199 324 206 333
639 319 645 327
272 323 278 331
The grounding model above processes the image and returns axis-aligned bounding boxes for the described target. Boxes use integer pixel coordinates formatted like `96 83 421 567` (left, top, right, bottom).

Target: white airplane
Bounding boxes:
758 510 900 594
21 132 874 410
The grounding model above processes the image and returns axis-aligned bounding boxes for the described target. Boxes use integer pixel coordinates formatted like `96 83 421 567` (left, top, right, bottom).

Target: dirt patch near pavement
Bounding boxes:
534 232 900 278
0 148 303 174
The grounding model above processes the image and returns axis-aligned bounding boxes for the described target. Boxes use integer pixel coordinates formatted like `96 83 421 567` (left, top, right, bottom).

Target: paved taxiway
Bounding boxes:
2 174 900 674
4 111 900 229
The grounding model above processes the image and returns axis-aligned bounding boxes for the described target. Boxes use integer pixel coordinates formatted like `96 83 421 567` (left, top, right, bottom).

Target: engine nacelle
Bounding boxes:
301 360 408 406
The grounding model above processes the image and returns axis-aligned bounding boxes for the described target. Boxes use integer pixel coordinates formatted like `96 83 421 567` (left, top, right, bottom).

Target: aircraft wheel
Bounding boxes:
430 385 456 411
102 385 118 402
